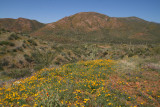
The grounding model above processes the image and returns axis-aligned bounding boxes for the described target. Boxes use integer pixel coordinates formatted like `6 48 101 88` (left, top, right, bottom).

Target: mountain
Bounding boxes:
31 12 160 44
0 18 45 33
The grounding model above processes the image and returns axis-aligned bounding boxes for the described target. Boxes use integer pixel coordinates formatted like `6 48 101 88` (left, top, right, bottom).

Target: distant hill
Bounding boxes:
31 12 160 44
0 18 45 33
1 12 160 44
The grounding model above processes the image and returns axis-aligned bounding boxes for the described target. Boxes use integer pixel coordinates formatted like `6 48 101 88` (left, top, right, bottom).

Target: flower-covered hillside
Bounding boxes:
0 59 159 107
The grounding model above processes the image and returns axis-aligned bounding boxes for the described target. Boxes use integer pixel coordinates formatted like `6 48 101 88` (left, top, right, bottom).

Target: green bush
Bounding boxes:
0 41 15 46
52 45 64 52
0 28 6 33
153 46 160 54
16 47 23 52
8 33 19 40
27 39 37 46
0 65 3 70
9 42 15 46
22 43 27 48
0 59 9 66
2 68 32 78
0 41 10 45
0 51 6 55
24 54 33 63
32 50 55 70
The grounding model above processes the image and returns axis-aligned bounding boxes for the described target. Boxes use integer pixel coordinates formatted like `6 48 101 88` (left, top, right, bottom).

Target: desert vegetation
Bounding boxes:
0 12 160 106
0 30 159 107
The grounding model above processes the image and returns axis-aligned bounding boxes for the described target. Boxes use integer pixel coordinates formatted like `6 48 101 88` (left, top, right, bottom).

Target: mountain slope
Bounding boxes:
0 18 45 33
31 12 160 43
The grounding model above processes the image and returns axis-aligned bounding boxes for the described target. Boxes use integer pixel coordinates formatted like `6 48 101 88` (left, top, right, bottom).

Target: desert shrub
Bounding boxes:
22 43 27 48
16 47 23 52
24 54 33 63
0 41 15 46
67 51 71 56
12 48 17 52
0 41 9 45
2 68 32 78
55 58 62 65
0 66 3 70
9 64 16 68
70 57 77 63
21 34 29 37
0 62 3 70
6 50 11 53
147 44 154 48
31 50 55 70
23 40 26 43
153 46 160 54
19 60 23 65
52 45 64 52
128 52 134 57
27 39 37 46
9 42 15 46
0 52 5 55
101 51 108 57
1 59 9 66
0 46 7 55
8 33 19 40
0 28 6 33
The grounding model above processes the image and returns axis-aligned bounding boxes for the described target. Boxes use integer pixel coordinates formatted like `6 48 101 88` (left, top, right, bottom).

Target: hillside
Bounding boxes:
0 12 160 106
0 29 54 79
1 28 160 80
0 18 45 33
31 12 160 44
1 59 160 106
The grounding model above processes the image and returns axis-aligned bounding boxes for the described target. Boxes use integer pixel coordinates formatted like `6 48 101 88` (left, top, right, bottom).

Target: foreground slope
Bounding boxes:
32 12 160 43
0 18 45 33
0 59 159 106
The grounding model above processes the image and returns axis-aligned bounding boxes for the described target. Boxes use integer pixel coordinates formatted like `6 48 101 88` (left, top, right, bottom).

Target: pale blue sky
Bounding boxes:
0 0 160 23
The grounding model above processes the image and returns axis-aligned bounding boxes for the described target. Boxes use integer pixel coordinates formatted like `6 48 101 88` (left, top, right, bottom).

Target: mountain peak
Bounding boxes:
72 12 109 19
17 17 26 20
76 12 108 16
32 12 160 43
48 11 112 32
17 17 31 21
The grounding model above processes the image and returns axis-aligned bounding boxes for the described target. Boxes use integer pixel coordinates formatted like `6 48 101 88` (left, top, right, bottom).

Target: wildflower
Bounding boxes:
46 93 49 97
21 104 29 107
83 98 89 103
61 100 63 104
34 103 38 107
108 103 112 105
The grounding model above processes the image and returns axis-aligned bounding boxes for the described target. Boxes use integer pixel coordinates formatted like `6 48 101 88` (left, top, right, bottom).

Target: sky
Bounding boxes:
0 0 160 23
